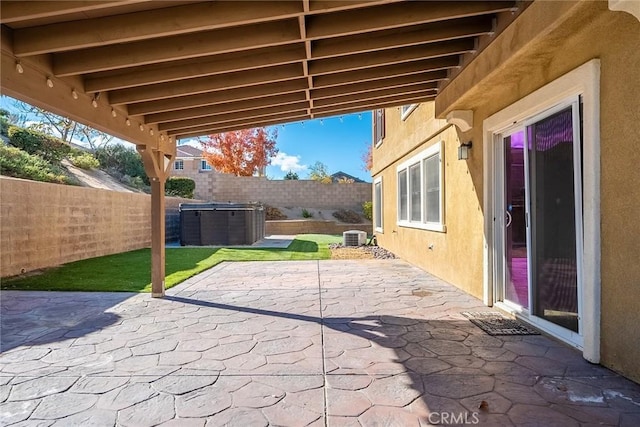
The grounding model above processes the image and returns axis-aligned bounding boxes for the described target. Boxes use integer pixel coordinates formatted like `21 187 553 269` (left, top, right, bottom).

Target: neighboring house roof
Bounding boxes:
331 171 365 183
176 145 203 158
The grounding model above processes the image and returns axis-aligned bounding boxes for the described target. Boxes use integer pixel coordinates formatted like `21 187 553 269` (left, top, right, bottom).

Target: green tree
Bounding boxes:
11 98 113 149
308 161 332 183
284 170 299 180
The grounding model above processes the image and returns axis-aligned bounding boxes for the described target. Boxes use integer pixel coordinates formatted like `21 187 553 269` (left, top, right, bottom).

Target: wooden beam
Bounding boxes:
13 1 303 56
313 94 437 116
306 1 515 39
170 113 310 139
309 0 402 13
0 1 137 24
0 49 159 148
109 64 304 105
145 92 308 124
309 39 474 75
313 58 456 88
52 19 301 76
84 45 306 93
313 84 437 108
311 76 439 100
311 16 493 59
158 102 310 132
127 79 309 116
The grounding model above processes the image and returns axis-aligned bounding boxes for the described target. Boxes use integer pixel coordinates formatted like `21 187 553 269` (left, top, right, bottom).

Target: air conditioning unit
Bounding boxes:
343 230 367 246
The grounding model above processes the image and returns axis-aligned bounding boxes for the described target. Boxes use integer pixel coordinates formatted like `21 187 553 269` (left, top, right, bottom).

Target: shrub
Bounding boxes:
69 152 100 169
332 209 362 224
362 201 373 221
337 177 355 184
165 177 195 198
301 208 314 218
265 205 287 220
7 126 71 163
0 145 73 184
0 109 10 136
95 144 148 183
119 174 149 192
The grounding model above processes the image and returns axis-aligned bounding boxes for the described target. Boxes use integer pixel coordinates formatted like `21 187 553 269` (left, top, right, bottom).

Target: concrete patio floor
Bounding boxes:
1 259 639 426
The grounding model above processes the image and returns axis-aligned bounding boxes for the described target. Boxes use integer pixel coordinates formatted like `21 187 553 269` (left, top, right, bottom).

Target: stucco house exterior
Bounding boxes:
171 144 213 176
371 2 639 383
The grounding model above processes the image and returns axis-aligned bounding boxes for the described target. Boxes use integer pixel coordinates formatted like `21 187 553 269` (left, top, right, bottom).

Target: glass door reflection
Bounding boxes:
504 130 529 309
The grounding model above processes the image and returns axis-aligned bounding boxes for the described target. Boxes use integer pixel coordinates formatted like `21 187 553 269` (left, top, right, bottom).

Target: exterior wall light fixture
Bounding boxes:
458 141 472 160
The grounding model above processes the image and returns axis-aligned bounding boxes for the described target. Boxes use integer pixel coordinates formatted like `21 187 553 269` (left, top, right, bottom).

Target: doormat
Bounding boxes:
461 311 540 336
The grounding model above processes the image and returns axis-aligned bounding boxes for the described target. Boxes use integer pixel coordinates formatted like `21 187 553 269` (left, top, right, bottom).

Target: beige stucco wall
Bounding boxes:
372 103 485 298
0 176 192 277
375 2 640 382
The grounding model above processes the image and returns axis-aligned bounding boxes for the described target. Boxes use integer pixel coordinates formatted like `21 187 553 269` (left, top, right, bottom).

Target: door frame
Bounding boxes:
482 59 601 362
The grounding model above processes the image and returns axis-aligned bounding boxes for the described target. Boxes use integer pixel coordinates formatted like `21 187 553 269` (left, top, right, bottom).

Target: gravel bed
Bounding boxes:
328 243 397 259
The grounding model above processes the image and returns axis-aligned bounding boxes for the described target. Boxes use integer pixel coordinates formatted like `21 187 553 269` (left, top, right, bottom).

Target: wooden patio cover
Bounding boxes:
0 0 521 295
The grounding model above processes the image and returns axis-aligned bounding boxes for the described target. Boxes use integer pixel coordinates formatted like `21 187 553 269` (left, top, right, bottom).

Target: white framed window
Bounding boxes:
373 109 385 147
397 141 445 232
401 104 418 121
374 176 383 232
200 159 212 171
174 159 184 170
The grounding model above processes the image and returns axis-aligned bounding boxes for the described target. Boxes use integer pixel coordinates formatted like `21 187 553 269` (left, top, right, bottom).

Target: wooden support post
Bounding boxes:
150 176 166 297
138 141 176 299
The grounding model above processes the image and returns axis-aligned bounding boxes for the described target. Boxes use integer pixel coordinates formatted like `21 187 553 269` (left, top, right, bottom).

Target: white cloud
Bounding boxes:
271 152 307 172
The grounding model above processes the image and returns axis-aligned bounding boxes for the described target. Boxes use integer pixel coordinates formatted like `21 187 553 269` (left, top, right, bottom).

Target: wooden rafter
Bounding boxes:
2 0 520 141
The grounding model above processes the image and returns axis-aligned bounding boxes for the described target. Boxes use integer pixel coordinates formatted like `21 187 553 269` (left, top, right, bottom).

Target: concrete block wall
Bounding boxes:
196 173 372 210
0 177 191 277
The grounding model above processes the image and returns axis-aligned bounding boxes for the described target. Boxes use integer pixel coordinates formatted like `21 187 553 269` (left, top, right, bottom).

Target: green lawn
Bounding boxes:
1 234 341 293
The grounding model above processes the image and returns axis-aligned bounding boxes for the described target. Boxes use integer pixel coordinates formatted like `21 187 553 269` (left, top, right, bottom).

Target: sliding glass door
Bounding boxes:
496 99 583 336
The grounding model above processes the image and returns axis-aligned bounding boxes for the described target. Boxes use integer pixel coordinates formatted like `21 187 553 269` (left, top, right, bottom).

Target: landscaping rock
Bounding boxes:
329 244 397 260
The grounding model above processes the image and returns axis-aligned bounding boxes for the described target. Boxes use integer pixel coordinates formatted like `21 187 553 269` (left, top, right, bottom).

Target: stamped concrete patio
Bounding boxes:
1 259 639 426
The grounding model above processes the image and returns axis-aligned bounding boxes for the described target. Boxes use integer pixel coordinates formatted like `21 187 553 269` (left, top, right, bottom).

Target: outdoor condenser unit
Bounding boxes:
343 230 367 246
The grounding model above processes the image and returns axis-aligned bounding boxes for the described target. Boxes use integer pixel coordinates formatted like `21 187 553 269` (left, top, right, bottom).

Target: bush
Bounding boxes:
69 152 100 169
265 205 287 220
7 126 71 163
332 209 362 224
301 208 314 218
0 145 73 184
95 144 148 183
165 177 195 198
119 174 149 192
0 117 9 137
362 201 373 221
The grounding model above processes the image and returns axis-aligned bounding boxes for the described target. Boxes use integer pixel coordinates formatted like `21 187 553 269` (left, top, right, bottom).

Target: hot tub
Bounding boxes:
179 203 265 246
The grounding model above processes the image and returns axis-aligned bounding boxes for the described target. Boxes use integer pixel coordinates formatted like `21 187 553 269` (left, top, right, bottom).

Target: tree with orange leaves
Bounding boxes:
199 127 278 176
361 143 373 172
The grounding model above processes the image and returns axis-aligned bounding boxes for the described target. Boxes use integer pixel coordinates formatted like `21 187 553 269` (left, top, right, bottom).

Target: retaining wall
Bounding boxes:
0 176 191 277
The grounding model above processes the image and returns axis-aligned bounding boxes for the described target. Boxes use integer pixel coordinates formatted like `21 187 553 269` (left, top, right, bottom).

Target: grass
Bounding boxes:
0 234 341 293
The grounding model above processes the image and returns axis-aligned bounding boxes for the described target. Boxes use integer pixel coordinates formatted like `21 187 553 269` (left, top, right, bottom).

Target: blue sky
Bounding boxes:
264 112 373 182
